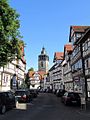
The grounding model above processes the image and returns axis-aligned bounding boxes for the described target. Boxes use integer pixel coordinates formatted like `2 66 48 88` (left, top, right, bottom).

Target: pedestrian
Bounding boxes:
11 74 17 90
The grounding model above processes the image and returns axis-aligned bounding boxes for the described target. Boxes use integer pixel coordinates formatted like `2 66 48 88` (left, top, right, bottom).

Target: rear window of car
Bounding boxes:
30 89 34 92
64 92 68 96
68 93 80 98
15 91 26 96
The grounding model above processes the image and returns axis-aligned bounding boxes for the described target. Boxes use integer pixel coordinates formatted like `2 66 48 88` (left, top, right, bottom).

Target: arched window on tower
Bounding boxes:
41 61 43 67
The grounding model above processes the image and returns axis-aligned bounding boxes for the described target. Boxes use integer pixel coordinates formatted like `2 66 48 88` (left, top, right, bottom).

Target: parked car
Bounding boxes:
56 89 66 97
0 91 16 114
15 89 31 103
61 91 81 105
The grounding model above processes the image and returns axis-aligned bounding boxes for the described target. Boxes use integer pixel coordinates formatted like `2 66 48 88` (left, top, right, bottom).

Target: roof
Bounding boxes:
28 70 46 80
38 70 46 80
63 43 73 60
77 28 90 44
71 26 90 32
64 44 73 52
53 52 64 62
69 26 90 42
38 70 46 76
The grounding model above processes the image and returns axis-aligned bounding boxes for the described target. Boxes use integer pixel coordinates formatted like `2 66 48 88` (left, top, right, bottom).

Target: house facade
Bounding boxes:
0 45 26 91
29 70 46 90
49 52 64 92
69 26 90 98
0 58 26 91
62 43 73 91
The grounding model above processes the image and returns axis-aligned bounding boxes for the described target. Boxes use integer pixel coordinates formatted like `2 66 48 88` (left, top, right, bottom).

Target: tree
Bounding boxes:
25 72 30 89
25 68 34 88
28 67 34 72
0 0 24 67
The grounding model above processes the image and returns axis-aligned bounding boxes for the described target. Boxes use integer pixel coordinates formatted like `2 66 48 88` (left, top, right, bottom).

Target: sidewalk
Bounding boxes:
77 101 90 116
86 101 90 111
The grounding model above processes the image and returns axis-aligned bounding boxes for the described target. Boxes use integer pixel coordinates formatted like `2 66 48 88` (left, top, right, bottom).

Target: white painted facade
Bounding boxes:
30 72 40 89
0 59 26 91
43 75 50 90
49 62 63 92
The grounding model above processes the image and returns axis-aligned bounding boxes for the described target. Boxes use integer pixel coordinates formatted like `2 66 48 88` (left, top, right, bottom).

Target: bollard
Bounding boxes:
81 97 86 110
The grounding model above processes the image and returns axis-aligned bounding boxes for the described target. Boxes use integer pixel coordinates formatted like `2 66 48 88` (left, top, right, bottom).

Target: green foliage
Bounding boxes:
0 0 24 66
25 73 30 89
21 81 27 89
28 67 34 72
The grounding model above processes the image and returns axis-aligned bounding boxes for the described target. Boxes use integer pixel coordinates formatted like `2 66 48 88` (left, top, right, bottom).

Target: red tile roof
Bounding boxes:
71 26 90 32
38 71 46 80
69 26 90 42
64 44 73 52
54 52 64 61
38 71 46 76
28 70 46 80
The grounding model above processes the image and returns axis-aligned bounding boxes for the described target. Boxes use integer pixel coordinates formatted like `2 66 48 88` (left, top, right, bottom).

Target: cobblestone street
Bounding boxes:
0 93 90 120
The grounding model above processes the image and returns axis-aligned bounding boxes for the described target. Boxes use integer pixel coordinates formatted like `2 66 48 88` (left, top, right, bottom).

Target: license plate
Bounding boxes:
72 101 77 103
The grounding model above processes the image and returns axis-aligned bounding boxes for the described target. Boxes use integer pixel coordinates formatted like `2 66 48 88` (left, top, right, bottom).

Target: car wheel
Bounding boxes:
1 105 6 114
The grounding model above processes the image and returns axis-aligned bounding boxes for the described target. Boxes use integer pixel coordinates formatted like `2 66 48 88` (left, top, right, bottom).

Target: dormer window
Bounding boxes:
70 33 82 45
76 33 82 40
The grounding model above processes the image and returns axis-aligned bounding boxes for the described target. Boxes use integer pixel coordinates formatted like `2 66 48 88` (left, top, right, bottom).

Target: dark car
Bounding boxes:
61 91 81 105
15 89 31 103
0 91 16 114
56 89 66 97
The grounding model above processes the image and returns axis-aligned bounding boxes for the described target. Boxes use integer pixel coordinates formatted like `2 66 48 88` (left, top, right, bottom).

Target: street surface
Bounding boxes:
0 93 90 120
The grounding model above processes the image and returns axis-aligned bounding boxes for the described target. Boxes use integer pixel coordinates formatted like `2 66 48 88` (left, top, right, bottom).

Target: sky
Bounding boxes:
10 0 90 72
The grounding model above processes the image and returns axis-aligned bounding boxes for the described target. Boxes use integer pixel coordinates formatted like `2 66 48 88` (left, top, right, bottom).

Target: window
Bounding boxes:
76 33 82 40
85 58 90 69
79 59 82 69
72 45 80 57
88 38 90 47
41 61 43 67
84 41 88 51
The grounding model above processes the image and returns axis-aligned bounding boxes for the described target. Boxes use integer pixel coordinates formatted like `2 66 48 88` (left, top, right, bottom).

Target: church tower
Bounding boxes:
38 47 49 73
